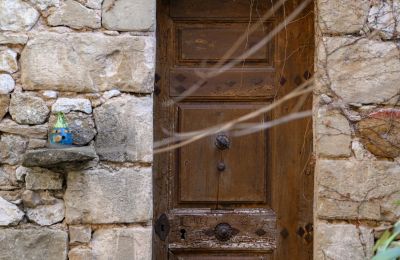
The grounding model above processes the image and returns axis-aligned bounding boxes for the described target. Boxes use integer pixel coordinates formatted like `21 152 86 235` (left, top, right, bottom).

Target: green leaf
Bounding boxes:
374 230 392 252
372 247 400 260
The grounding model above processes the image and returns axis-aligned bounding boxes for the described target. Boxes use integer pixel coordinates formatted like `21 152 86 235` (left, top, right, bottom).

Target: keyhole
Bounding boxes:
180 229 186 240
160 224 165 232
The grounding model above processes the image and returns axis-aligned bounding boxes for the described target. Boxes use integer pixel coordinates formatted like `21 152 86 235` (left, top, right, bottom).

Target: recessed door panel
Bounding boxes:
178 103 267 204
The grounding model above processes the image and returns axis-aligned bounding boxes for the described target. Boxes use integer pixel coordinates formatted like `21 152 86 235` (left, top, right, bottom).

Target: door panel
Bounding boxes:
178 103 267 204
154 0 314 259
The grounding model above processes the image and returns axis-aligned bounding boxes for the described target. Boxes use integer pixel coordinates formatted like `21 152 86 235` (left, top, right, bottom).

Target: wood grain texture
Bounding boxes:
154 0 314 259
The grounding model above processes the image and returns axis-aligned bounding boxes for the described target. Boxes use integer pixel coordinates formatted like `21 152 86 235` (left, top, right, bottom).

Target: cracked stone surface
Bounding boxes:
0 49 18 74
0 119 48 139
315 222 373 260
317 37 400 104
317 0 370 34
0 94 9 121
26 199 65 226
0 0 40 31
368 0 400 40
316 159 400 221
315 108 351 157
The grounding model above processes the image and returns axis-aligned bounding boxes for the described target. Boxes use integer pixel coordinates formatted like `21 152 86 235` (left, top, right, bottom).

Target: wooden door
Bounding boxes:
154 0 314 259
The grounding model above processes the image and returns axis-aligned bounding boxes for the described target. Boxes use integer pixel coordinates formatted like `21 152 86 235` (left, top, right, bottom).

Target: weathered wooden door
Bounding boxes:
154 0 314 259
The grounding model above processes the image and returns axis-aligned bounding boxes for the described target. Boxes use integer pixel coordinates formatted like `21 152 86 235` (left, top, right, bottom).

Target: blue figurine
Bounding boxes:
49 112 73 145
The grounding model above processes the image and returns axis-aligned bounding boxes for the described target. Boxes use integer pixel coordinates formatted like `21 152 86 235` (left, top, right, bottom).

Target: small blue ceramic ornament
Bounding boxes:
49 112 73 145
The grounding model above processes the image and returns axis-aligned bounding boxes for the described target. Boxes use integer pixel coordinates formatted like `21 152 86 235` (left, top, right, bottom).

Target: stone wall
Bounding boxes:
315 0 400 259
0 0 155 259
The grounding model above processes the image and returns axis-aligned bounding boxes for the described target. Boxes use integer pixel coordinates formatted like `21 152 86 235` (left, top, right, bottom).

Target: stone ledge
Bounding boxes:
22 146 97 168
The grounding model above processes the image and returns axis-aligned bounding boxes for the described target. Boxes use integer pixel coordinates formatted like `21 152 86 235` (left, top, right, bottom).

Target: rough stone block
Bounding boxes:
0 32 28 45
25 167 63 190
68 246 93 260
0 197 24 226
368 1 400 40
69 225 92 244
52 98 92 114
0 228 68 260
102 0 155 31
9 92 50 125
317 37 400 104
0 49 18 74
315 108 351 157
91 227 152 260
0 119 48 139
94 95 153 163
47 0 101 29
317 159 400 221
317 0 370 34
0 0 40 31
65 167 152 224
21 32 155 93
0 94 9 121
0 165 19 190
0 74 15 94
0 134 28 165
315 222 373 260
26 199 65 226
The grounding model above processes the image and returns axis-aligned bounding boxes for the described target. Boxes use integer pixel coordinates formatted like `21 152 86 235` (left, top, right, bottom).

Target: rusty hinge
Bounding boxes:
155 213 170 241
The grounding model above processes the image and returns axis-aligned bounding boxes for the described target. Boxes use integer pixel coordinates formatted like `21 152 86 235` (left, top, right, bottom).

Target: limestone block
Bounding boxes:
49 112 96 145
0 49 18 74
317 37 400 104
68 247 93 260
25 167 63 190
0 74 14 94
0 165 19 190
21 32 155 93
0 119 48 139
315 108 351 157
0 197 24 226
91 227 152 260
315 222 373 260
102 0 155 31
316 160 400 221
21 190 58 208
0 94 9 121
0 134 28 165
9 92 50 125
52 98 92 114
26 199 65 226
65 167 152 224
94 95 153 163
69 225 91 244
29 0 60 11
47 0 101 29
317 0 370 34
28 138 48 149
77 0 102 9
0 33 29 45
0 0 40 31
368 1 400 39
0 228 68 260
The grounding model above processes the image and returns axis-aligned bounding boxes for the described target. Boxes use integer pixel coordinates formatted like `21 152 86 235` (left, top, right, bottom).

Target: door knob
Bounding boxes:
215 134 230 150
214 223 238 242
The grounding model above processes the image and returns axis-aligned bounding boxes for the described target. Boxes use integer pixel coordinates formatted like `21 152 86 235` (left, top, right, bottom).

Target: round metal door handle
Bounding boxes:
215 134 230 150
215 223 235 242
